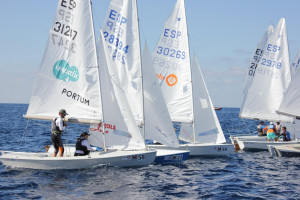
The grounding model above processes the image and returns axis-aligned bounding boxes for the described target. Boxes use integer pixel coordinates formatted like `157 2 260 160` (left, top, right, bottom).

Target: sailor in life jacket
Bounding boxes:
74 132 95 156
51 109 68 157
263 122 277 141
257 121 266 136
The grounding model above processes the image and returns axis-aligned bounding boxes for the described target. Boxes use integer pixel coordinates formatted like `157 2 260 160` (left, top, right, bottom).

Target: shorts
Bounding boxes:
267 132 277 140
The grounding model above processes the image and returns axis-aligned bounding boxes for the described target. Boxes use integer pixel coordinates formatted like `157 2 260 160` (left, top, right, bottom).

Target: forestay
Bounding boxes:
239 18 293 122
88 31 145 150
101 0 143 125
142 44 179 148
26 0 102 123
152 0 193 123
181 56 226 144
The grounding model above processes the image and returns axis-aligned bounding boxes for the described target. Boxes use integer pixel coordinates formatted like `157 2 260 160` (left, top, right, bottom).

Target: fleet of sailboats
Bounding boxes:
2 0 300 170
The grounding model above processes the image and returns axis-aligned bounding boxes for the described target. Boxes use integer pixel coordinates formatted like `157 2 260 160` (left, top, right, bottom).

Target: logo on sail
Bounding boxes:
53 60 79 82
166 74 178 86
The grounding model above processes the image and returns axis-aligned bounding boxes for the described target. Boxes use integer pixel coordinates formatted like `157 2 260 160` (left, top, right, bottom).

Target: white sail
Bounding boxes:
239 18 293 122
186 56 226 144
101 0 143 125
242 25 274 95
290 50 300 80
142 43 179 148
88 31 145 150
26 0 102 123
152 0 193 123
278 55 300 117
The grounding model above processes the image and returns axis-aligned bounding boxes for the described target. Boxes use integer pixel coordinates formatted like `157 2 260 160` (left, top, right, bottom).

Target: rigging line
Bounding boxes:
241 118 252 135
18 118 30 149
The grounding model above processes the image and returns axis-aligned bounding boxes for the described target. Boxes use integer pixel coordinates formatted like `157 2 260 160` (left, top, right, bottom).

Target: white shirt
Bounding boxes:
55 116 66 132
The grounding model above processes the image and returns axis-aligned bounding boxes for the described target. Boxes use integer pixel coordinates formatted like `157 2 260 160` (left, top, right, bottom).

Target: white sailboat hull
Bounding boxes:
148 143 235 157
237 139 300 151
230 135 267 144
0 150 156 170
268 144 300 157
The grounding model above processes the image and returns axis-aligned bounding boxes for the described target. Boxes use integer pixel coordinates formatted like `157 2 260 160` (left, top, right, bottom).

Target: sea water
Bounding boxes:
0 104 299 199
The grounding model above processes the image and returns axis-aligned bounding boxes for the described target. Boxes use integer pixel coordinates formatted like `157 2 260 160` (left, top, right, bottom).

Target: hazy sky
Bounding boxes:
1 0 300 107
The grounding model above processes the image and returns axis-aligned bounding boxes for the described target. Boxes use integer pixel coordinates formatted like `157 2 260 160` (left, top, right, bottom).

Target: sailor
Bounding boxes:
257 121 265 136
51 109 68 157
279 126 291 141
74 132 95 156
263 122 277 142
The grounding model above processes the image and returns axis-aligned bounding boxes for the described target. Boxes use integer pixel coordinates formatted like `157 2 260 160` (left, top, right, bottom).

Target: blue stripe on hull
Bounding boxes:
153 152 189 164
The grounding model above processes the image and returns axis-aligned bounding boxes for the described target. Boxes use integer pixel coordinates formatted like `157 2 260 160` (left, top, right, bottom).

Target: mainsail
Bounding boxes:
142 43 179 148
88 31 145 150
101 0 143 125
152 0 193 123
26 0 102 123
239 18 293 122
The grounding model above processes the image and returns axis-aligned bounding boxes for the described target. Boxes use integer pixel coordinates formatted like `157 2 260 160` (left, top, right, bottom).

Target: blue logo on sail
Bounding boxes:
53 60 79 82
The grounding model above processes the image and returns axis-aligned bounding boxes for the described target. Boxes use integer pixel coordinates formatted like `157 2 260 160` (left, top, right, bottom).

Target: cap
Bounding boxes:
59 109 68 115
80 132 90 137
270 122 274 125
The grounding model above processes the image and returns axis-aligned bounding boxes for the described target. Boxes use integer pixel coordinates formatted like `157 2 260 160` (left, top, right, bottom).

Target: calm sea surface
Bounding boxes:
0 104 299 200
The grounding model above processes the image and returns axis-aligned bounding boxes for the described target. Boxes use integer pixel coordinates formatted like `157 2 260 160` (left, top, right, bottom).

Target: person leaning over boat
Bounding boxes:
278 126 291 142
257 121 266 136
263 122 277 141
51 109 68 157
74 132 95 156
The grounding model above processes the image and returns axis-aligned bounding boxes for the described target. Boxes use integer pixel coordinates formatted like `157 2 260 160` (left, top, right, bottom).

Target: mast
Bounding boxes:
183 0 196 143
135 0 146 146
90 0 107 151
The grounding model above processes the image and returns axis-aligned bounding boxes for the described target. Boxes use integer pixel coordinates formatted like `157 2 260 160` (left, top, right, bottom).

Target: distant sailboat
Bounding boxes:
214 107 222 111
0 0 156 169
149 0 234 156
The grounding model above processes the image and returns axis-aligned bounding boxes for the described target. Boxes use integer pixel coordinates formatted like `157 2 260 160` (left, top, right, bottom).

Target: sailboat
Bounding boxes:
267 47 300 156
0 0 156 170
236 18 299 151
230 25 274 146
89 0 189 164
148 0 234 156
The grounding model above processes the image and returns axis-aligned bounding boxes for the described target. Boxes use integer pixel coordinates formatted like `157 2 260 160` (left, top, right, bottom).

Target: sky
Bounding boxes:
1 0 300 107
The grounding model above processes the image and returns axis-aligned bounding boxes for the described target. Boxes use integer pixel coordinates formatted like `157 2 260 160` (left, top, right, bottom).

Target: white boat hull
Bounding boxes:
237 139 300 151
268 144 300 157
0 150 156 170
150 149 190 164
230 135 267 144
148 143 235 157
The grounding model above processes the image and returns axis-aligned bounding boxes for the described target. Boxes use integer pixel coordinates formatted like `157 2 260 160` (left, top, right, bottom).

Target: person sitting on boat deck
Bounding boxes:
278 126 291 142
263 122 277 141
257 121 266 136
74 132 95 156
51 109 68 157
275 121 282 136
